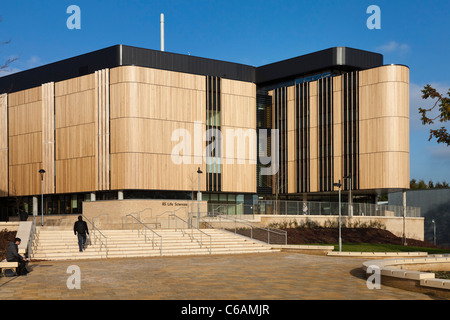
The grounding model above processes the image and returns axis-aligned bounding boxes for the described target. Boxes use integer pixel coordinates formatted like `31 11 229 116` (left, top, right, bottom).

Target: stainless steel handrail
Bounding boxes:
170 214 212 255
155 210 174 228
92 213 110 229
217 214 287 245
122 214 162 256
82 214 109 259
27 217 37 260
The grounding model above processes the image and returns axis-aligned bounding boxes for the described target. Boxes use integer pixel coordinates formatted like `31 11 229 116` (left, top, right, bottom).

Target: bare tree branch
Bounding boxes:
0 16 18 74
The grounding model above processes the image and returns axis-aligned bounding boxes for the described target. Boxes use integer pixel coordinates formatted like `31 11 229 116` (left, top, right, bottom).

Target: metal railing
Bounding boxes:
27 217 37 260
92 213 110 229
155 210 174 229
214 214 287 245
82 214 109 259
122 213 162 256
208 200 421 218
170 214 211 254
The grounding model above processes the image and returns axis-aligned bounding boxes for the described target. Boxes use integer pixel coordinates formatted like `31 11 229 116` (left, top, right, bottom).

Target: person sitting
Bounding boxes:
6 237 29 276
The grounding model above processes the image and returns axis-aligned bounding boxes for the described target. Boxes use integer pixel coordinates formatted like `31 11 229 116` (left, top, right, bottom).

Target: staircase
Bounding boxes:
31 227 277 261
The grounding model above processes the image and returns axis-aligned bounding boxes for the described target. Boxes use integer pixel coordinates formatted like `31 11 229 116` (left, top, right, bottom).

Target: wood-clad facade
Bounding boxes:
0 45 410 216
271 65 410 196
0 64 257 210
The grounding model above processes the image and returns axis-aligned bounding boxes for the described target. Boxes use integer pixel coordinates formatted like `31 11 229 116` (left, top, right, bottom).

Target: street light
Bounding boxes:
39 169 46 226
343 175 352 217
333 180 342 252
432 219 436 246
197 167 203 229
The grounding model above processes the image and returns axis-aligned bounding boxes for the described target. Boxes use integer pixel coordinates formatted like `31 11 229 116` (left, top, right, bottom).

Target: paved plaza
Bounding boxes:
0 252 437 300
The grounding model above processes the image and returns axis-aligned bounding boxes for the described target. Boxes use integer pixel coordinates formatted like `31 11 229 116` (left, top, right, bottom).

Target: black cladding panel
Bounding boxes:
255 47 383 85
0 45 255 93
120 45 255 83
0 46 121 94
0 45 384 94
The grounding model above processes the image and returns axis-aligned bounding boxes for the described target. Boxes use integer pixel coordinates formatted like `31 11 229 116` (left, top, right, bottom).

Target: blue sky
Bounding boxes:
1 0 449 183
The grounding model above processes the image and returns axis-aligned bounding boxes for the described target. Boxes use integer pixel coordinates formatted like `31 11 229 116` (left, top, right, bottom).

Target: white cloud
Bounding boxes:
26 56 42 68
377 41 410 55
430 144 450 160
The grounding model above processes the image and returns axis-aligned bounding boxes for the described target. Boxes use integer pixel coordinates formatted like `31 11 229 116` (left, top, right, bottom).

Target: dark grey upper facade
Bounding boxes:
0 45 383 93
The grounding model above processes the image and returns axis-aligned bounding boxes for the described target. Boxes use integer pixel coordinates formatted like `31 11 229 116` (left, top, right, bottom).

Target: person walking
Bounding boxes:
19 208 28 221
302 203 309 215
6 237 29 276
74 216 89 252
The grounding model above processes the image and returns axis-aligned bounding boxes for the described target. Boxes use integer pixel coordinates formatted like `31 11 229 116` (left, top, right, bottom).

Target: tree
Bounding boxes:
410 178 450 190
410 179 417 189
419 85 450 146
417 179 427 189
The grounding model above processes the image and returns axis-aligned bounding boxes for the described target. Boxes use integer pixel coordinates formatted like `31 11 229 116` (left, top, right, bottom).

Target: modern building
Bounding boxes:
0 45 410 218
389 189 450 246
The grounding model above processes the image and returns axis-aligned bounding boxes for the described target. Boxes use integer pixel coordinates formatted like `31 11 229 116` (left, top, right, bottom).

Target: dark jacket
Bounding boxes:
6 241 23 262
74 220 89 235
19 210 28 221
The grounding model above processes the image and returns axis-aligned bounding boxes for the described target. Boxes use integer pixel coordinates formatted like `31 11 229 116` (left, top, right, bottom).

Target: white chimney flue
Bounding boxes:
160 13 165 52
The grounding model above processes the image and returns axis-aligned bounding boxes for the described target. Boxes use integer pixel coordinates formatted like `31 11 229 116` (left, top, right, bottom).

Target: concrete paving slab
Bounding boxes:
0 252 438 300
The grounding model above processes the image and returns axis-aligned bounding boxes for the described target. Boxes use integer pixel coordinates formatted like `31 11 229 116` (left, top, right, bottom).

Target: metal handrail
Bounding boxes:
217 214 287 245
170 214 212 255
155 210 174 228
92 213 110 229
122 214 162 256
27 217 37 260
82 214 109 259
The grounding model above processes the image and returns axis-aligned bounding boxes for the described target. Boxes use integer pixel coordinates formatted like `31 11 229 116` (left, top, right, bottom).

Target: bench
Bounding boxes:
0 259 19 275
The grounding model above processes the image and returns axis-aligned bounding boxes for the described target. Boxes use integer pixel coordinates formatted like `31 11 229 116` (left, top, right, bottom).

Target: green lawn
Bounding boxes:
330 243 450 254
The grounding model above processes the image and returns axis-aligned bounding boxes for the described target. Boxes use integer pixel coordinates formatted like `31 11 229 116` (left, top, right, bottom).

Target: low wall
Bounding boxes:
0 222 20 232
362 256 450 299
83 199 208 229
258 215 424 241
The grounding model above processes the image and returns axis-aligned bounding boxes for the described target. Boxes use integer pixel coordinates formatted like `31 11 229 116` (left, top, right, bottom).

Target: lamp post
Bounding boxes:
343 175 352 217
402 191 407 246
39 169 46 226
197 167 203 229
333 180 342 252
432 219 436 246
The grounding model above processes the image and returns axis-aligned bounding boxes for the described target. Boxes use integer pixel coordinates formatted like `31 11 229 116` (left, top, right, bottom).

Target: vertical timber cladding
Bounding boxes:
206 76 221 192
0 94 7 197
342 72 359 191
318 77 333 192
273 87 288 194
295 82 310 193
55 73 96 194
95 69 111 191
8 86 43 196
41 82 55 194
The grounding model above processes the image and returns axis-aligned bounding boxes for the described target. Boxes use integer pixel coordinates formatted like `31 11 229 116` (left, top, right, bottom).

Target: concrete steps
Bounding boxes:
31 228 277 261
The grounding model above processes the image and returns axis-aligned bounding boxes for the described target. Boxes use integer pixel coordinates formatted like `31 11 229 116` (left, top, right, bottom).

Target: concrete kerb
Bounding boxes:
362 255 450 299
271 244 334 255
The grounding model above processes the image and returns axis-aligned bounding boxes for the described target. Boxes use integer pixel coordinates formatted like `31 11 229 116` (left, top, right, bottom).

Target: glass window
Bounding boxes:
219 194 227 203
